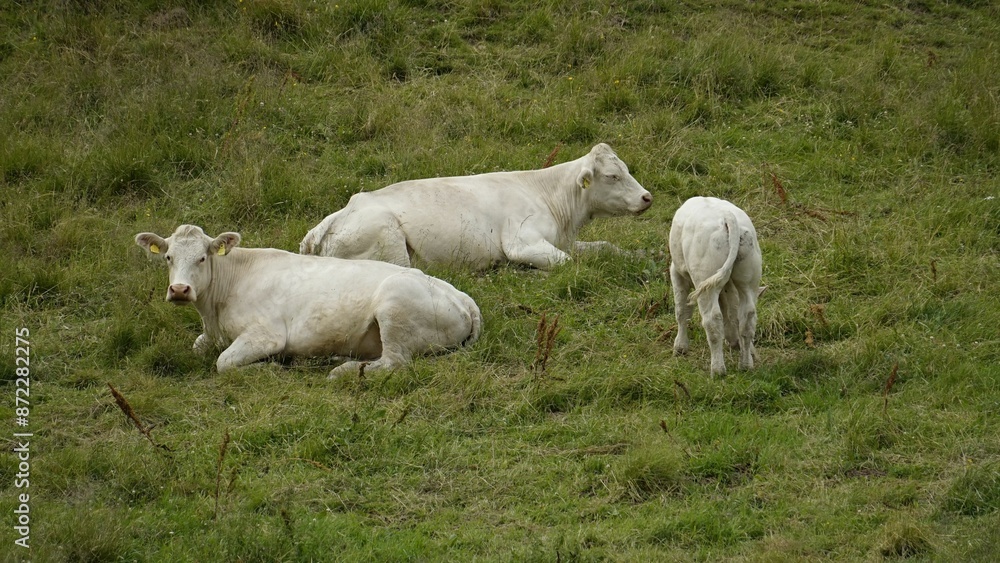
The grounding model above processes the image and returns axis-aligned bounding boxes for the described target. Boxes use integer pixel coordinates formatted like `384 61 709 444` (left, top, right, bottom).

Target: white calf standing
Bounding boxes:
669 197 762 376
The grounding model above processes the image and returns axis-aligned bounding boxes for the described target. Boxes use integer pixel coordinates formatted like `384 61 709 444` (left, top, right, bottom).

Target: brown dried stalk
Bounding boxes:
108 383 171 452
542 143 563 168
532 313 561 373
656 323 677 343
883 363 899 416
213 429 231 520
673 379 691 400
672 379 691 425
810 304 828 328
766 166 787 205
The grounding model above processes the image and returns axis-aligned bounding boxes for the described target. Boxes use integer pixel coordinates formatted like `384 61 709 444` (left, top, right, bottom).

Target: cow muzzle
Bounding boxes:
634 192 653 214
167 283 196 304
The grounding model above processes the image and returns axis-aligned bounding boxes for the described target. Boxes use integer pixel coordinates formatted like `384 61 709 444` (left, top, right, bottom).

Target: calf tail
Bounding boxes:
690 211 740 304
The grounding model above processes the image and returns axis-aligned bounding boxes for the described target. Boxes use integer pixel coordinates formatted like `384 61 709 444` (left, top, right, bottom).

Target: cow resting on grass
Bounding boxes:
669 197 763 376
135 225 481 378
300 143 653 270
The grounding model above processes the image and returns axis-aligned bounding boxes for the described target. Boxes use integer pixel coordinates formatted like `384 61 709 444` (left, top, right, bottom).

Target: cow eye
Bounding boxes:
199 256 206 264
165 255 172 263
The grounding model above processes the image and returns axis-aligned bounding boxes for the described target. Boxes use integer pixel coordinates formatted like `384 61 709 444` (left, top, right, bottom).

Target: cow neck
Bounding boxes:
533 158 591 247
193 248 255 332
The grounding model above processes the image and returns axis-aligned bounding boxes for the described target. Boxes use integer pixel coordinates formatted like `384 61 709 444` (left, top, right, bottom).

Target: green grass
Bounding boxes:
2 0 1000 560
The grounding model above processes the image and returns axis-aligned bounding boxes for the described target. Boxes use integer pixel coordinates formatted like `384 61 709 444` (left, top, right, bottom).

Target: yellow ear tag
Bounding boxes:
217 246 227 256
582 177 591 189
149 244 160 254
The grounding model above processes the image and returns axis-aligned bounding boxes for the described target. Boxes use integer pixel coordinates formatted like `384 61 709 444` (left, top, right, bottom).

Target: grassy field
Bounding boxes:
2 0 999 560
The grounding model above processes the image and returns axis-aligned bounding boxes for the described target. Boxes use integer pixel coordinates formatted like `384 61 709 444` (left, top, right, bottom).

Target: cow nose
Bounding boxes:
642 193 652 204
167 284 193 302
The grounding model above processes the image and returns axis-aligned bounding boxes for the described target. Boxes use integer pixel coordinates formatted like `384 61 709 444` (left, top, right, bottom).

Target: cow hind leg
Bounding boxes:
329 279 474 379
696 290 726 377
328 356 404 379
324 211 412 267
328 328 413 380
670 263 694 356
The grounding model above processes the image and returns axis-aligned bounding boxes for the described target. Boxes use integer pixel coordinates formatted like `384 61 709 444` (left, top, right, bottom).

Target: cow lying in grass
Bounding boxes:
669 197 763 376
135 225 481 377
300 143 652 270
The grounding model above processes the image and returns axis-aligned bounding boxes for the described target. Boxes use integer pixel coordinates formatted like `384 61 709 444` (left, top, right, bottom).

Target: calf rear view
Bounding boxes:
669 197 762 376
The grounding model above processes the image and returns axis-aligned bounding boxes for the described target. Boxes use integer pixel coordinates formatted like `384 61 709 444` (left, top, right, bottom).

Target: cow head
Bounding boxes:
135 225 241 305
577 143 652 218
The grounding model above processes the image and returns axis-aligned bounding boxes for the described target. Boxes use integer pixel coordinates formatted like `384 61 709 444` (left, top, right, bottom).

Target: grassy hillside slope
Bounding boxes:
2 0 999 560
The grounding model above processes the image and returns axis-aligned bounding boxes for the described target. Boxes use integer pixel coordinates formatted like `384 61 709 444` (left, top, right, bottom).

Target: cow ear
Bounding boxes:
577 167 593 190
210 232 241 256
757 285 767 297
135 233 168 260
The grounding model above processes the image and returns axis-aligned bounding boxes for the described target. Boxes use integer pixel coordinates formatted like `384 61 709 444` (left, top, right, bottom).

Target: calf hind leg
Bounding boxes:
696 290 727 377
720 284 741 350
670 264 694 356
737 289 758 370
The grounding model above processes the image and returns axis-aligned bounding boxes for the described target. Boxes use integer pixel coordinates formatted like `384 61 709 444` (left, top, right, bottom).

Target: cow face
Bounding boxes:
578 143 652 218
135 225 241 305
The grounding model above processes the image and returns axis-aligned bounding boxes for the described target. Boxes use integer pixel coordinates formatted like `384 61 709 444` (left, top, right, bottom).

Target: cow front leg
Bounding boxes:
670 264 693 356
216 330 286 373
503 239 570 270
193 333 212 354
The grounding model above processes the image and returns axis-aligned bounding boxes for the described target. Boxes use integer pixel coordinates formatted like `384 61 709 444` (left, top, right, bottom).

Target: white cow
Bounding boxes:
300 143 652 270
135 225 481 377
669 197 763 376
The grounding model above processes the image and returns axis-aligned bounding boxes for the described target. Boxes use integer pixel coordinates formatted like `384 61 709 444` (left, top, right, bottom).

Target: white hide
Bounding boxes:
300 143 652 270
668 197 762 376
136 225 481 377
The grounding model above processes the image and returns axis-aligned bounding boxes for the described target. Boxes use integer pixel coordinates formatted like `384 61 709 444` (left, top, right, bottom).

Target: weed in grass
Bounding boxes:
941 462 1000 517
617 442 686 502
878 519 934 559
